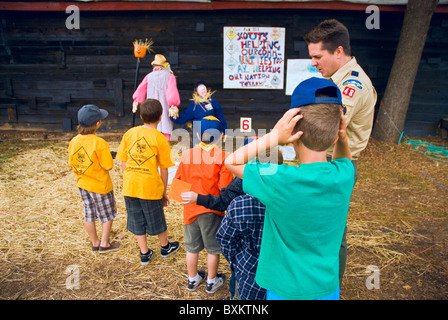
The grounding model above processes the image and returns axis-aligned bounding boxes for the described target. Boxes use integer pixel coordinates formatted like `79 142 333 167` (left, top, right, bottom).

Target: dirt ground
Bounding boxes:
0 130 447 301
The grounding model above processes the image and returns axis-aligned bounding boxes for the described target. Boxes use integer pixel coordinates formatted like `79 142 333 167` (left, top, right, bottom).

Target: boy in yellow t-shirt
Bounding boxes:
69 104 121 254
117 99 179 265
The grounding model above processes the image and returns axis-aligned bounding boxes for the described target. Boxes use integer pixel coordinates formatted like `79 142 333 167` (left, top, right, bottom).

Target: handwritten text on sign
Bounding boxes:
223 26 285 90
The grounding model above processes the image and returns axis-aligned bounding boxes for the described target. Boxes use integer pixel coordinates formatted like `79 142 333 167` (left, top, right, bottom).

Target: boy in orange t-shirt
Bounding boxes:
174 116 233 294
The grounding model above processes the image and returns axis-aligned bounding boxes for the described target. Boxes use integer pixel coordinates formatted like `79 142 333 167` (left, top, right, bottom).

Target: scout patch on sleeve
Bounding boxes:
342 79 364 90
342 86 356 98
341 105 348 116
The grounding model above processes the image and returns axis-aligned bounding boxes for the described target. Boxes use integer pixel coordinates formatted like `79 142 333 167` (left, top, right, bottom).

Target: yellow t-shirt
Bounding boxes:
116 126 175 200
68 134 114 194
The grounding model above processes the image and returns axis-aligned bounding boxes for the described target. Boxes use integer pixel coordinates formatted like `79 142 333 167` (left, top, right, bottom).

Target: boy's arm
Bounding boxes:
121 161 126 172
160 168 170 206
332 112 352 161
225 108 303 178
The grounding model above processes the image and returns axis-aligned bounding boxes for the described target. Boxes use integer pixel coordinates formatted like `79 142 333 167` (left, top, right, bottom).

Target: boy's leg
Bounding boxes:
84 221 100 248
186 252 199 278
157 230 169 247
136 234 149 254
207 253 219 280
100 219 113 248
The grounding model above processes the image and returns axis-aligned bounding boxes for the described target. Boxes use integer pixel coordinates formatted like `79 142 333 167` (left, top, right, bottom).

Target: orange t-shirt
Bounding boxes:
174 143 233 224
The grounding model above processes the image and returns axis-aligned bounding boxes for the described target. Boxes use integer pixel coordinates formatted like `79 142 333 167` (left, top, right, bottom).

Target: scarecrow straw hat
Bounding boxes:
151 54 170 69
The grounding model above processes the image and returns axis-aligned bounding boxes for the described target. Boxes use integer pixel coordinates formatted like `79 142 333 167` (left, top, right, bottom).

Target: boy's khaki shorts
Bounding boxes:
184 213 223 255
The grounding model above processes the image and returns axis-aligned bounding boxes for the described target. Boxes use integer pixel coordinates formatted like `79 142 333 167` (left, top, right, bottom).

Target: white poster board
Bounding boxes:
285 59 323 95
223 26 285 90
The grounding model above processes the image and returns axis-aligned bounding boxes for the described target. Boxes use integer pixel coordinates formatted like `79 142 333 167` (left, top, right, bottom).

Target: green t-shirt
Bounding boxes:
243 158 354 300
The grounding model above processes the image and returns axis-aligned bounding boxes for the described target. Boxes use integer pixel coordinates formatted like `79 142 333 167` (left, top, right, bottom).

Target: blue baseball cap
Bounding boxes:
200 116 224 142
78 104 108 126
290 77 342 109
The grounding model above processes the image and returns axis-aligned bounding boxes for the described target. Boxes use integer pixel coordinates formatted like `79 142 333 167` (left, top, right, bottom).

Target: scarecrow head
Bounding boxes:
133 38 154 58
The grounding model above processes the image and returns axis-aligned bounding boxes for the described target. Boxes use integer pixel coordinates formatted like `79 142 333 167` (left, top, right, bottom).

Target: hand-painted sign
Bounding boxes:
223 26 285 90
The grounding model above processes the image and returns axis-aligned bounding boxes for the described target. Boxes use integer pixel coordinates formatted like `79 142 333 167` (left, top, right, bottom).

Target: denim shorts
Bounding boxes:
184 212 223 255
124 196 167 236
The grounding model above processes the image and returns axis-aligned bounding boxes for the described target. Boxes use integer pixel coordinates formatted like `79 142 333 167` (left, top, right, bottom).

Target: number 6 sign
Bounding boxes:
240 117 252 133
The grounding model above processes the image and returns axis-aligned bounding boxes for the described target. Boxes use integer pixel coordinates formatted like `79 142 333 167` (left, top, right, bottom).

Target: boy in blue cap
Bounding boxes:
69 105 121 254
225 77 355 300
174 115 233 294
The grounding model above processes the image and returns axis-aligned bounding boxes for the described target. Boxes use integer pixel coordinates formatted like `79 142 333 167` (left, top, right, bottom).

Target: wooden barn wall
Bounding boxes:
0 9 447 136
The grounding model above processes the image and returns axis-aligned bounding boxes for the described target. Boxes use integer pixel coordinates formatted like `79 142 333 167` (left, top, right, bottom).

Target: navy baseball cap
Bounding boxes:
200 116 224 142
78 104 108 126
290 77 342 109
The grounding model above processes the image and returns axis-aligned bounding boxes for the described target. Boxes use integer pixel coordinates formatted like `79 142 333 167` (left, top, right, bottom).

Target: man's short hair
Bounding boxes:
303 19 351 56
140 99 163 124
295 103 341 152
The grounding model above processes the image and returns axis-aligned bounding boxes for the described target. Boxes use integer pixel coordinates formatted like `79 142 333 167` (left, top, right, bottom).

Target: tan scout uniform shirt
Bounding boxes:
328 57 377 160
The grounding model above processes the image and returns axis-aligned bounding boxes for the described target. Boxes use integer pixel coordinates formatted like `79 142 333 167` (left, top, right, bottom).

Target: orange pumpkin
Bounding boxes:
133 39 154 58
134 43 147 58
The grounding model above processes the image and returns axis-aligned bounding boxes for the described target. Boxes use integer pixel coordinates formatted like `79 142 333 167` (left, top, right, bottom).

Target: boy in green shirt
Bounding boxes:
225 77 354 300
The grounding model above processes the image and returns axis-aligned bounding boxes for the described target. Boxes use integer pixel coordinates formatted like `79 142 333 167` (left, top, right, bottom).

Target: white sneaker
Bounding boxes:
206 274 226 293
187 270 205 291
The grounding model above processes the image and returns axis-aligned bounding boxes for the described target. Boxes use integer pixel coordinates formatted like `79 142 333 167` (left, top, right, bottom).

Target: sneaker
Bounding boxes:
98 242 121 254
140 249 154 266
206 274 226 294
161 241 180 258
187 270 205 291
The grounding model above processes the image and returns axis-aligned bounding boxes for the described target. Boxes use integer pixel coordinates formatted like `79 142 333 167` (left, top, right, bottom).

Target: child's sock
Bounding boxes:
162 243 170 250
189 273 201 283
207 277 216 285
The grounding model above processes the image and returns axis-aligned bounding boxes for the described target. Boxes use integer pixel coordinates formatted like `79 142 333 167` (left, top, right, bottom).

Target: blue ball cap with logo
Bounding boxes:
290 77 342 109
78 104 108 126
200 116 224 142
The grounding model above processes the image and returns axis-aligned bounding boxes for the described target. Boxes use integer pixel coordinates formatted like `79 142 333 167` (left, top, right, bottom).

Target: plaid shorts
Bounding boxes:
79 188 117 222
124 196 167 236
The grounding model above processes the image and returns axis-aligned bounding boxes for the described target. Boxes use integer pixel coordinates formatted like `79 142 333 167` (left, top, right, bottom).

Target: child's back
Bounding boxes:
117 125 173 200
225 77 355 300
175 116 232 294
243 158 354 299
175 141 233 224
69 134 113 194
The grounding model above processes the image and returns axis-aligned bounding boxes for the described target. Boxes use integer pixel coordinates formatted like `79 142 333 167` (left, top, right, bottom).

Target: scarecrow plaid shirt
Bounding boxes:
216 194 266 300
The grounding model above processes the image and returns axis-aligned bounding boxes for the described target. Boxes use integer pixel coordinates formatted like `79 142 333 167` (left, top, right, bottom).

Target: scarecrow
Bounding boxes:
132 46 180 141
169 80 227 145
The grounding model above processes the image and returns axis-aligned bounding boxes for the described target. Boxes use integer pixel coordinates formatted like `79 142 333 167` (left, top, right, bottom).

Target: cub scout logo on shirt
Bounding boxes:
128 137 155 166
71 146 93 175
